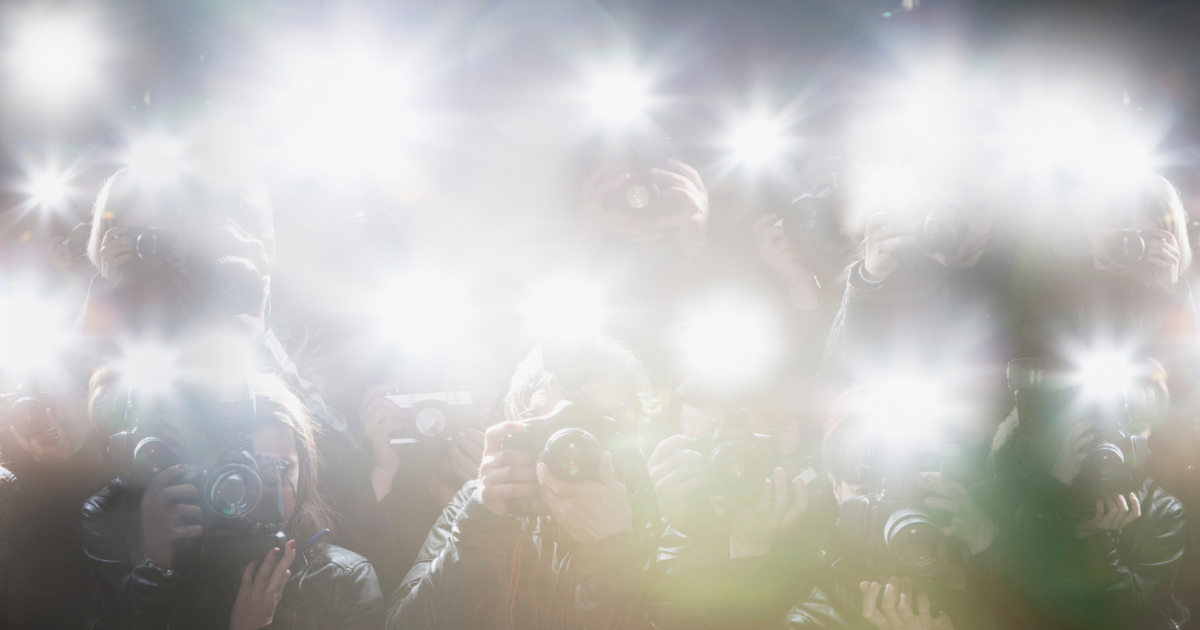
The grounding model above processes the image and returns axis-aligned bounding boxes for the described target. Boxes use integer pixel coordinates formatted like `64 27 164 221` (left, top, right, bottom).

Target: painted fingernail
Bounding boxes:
270 548 280 557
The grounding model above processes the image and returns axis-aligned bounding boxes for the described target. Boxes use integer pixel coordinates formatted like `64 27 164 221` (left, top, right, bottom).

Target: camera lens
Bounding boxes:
922 215 961 254
1105 229 1146 267
884 507 943 569
207 464 263 517
413 406 449 442
1087 442 1126 483
624 176 659 211
135 228 176 263
132 437 172 476
707 440 765 497
543 428 601 481
208 256 265 315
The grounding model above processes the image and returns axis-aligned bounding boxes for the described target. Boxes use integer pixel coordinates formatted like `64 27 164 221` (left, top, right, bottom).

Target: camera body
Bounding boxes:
501 399 624 516
126 220 267 317
1104 228 1148 267
384 391 477 444
688 430 780 500
836 445 957 579
1008 357 1154 497
1 384 62 447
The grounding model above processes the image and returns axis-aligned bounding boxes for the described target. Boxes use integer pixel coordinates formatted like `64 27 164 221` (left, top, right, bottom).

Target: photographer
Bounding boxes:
78 168 400 591
0 374 112 630
784 390 997 629
387 338 664 629
81 373 384 630
821 201 1017 411
977 360 1187 630
579 159 709 260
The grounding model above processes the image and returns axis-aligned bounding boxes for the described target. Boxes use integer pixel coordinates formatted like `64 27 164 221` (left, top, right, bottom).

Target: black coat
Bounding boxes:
80 479 385 630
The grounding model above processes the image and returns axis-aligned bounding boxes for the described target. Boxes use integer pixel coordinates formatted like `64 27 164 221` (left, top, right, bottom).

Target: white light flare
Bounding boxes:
1073 349 1139 402
374 267 474 357
856 373 956 445
112 340 182 398
0 290 74 375
123 133 189 189
583 65 652 127
6 13 105 105
259 35 417 183
523 274 608 343
727 113 788 169
673 291 782 393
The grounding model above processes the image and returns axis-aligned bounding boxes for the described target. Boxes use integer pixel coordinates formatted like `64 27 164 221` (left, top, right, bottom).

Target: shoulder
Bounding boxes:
1142 479 1185 521
312 544 375 575
81 479 135 520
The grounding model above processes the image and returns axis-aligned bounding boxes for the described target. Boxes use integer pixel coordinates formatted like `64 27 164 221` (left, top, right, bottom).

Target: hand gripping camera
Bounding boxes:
689 426 780 500
384 391 477 444
908 202 970 256
501 399 629 517
1008 357 1157 497
1 384 63 447
836 445 959 579
110 389 288 569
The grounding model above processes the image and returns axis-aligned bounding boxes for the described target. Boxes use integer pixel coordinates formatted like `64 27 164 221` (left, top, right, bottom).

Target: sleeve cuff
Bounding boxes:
454 491 524 550
849 261 887 290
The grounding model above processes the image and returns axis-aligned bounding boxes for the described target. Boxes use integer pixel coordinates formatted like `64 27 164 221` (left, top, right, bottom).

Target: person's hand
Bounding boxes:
478 422 538 517
860 577 954 630
862 214 916 282
1075 492 1141 538
579 165 646 245
752 213 820 309
646 159 709 258
647 435 706 528
359 383 407 502
140 464 203 567
536 451 633 545
8 405 72 465
229 540 296 630
1145 228 1182 293
716 467 808 559
915 472 997 554
1050 418 1098 487
98 227 134 285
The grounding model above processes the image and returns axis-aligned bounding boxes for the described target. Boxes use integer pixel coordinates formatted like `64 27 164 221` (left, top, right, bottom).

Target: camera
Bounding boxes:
688 429 779 500
836 445 958 578
907 202 969 256
111 388 288 568
501 399 625 516
384 390 477 444
1 384 62 447
1104 228 1148 267
126 221 267 317
1008 357 1155 497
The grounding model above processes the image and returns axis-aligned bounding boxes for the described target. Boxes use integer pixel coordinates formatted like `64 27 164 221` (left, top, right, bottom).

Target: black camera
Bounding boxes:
910 202 969 256
1 384 62 447
1104 228 1148 267
1008 357 1154 497
836 445 958 579
127 221 266 317
501 400 624 517
689 430 780 500
385 391 478 444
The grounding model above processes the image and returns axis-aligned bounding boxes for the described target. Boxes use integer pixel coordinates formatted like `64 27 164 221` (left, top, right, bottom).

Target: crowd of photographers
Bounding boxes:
1 148 1199 630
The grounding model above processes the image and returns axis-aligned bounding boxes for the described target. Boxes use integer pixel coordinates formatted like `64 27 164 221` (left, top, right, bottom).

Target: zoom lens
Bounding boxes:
207 464 263 517
543 428 601 482
922 215 961 254
208 256 265 315
624 176 659 211
131 437 172 476
1087 442 1126 483
413 406 450 442
1105 229 1146 267
707 440 766 498
884 507 943 570
135 228 176 263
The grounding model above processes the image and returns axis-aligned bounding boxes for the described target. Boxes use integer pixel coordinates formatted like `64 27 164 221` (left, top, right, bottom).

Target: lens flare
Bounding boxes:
584 65 652 126
673 290 782 392
0 290 73 375
727 113 788 168
6 13 105 104
523 273 608 342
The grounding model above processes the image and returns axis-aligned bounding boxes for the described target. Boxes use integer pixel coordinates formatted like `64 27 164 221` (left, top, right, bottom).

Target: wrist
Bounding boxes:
968 521 998 554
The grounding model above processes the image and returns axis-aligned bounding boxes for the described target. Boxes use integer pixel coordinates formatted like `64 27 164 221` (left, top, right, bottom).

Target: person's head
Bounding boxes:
504 336 657 432
1085 173 1193 276
822 389 873 505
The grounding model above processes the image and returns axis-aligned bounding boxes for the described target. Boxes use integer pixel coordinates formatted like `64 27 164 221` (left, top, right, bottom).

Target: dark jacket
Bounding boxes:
0 466 16 630
387 480 660 630
81 479 385 630
0 431 112 630
976 472 1187 630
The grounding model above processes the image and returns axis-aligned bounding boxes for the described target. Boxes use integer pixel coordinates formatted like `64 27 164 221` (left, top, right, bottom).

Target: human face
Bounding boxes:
249 424 301 525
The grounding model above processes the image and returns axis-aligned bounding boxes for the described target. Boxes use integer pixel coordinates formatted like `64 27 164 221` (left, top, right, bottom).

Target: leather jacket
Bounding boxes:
387 480 661 630
975 473 1188 630
81 479 385 630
